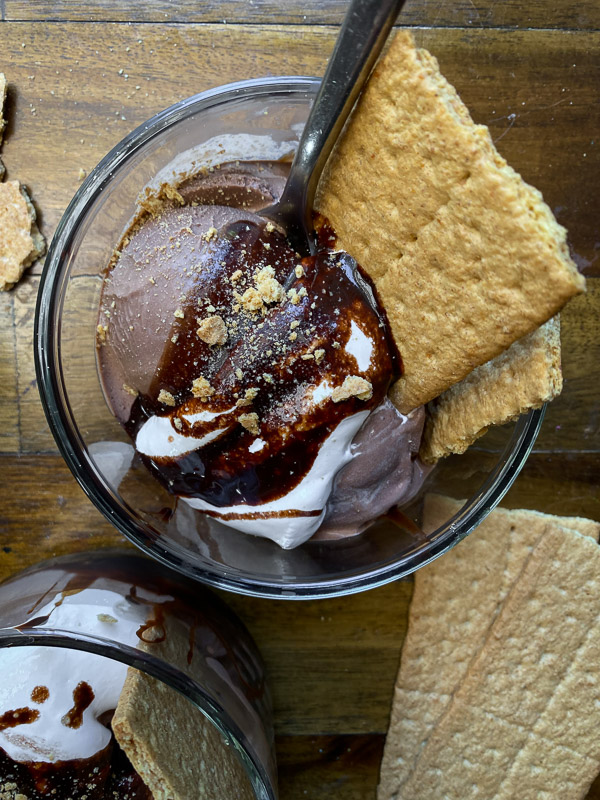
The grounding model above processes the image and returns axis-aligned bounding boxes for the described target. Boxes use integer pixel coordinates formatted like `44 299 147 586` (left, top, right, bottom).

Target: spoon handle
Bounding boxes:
274 0 407 252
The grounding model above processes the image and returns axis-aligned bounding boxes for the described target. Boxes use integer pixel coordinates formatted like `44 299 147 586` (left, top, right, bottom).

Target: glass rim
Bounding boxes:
0 627 274 799
34 75 544 600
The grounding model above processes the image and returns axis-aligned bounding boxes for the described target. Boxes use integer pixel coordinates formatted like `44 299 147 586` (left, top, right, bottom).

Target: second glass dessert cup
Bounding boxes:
35 77 544 599
0 550 276 799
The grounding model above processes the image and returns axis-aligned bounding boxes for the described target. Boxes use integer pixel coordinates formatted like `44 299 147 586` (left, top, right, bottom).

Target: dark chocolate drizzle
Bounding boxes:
0 706 39 731
98 161 402 518
117 221 398 510
31 686 49 704
61 681 95 730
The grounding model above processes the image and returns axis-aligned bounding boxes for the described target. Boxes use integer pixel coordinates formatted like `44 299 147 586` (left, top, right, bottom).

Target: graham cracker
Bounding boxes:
378 495 600 800
420 316 562 463
0 73 6 179
396 523 600 799
0 180 45 291
315 31 584 413
112 614 255 800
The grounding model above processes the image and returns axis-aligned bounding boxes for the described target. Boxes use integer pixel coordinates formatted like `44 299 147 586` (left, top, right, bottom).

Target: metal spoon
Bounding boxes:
262 0 407 255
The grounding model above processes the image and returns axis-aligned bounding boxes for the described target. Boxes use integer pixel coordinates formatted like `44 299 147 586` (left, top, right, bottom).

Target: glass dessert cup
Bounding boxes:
35 77 544 599
0 550 276 799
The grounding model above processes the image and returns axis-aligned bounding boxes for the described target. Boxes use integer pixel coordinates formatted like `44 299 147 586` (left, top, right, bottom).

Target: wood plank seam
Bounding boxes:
1 18 599 33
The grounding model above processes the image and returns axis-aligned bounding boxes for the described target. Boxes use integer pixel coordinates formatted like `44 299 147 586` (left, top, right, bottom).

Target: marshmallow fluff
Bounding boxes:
0 584 170 763
134 378 371 548
134 371 372 548
184 411 370 548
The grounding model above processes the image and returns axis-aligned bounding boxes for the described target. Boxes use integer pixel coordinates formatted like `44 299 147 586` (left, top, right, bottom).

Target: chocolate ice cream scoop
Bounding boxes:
317 400 432 539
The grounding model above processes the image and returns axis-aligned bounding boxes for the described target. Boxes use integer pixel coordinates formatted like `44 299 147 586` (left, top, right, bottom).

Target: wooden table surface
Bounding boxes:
1 2 599 797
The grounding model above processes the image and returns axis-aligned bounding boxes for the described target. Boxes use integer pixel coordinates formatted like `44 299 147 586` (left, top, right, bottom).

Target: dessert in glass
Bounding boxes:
0 551 276 798
36 32 581 596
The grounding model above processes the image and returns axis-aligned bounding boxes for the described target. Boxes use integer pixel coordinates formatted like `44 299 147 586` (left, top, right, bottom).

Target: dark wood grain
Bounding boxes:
0 25 597 275
0 289 19 453
2 7 598 352
0 10 598 800
0 455 126 570
225 581 412 735
276 735 384 800
4 0 600 31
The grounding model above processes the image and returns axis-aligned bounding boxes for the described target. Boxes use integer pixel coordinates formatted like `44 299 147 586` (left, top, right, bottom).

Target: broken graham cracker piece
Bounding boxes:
0 181 45 291
112 617 255 800
378 494 600 800
420 316 562 463
315 31 584 414
112 671 254 800
395 523 600 800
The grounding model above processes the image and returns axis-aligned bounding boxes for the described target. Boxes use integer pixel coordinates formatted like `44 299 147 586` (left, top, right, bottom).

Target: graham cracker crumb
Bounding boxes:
295 265 304 278
254 265 284 304
123 383 138 397
191 376 214 401
240 286 264 312
235 386 259 408
314 348 325 365
196 315 227 345
332 375 373 402
158 389 176 406
161 183 185 206
138 182 185 216
96 323 108 344
239 412 260 435
202 226 218 242
174 308 184 319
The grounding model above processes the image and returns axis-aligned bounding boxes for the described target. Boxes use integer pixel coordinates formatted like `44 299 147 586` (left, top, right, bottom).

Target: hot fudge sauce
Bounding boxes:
97 162 427 548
